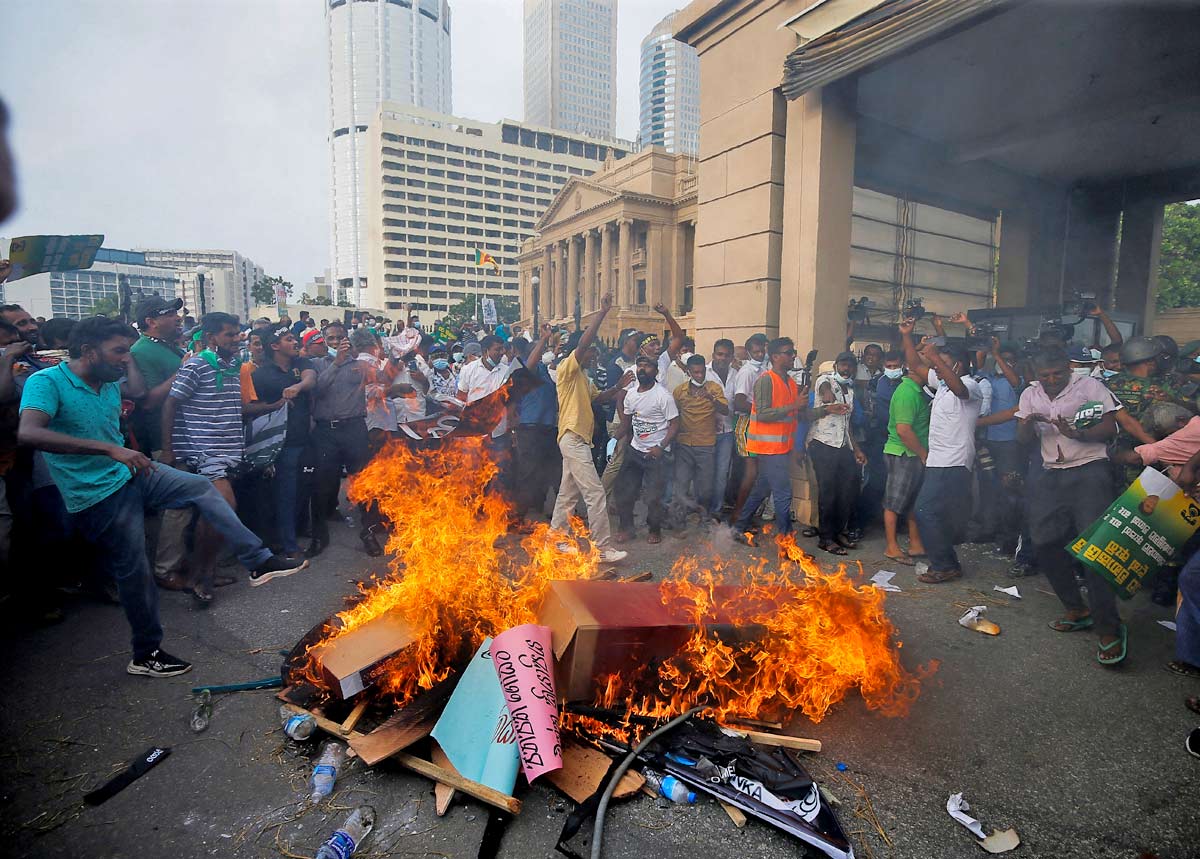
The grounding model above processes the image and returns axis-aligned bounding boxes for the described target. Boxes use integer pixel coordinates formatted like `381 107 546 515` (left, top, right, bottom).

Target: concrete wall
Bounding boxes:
1153 307 1200 343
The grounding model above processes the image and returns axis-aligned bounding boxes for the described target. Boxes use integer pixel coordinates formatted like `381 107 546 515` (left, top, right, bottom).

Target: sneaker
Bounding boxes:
555 542 581 555
599 548 628 564
1008 561 1036 578
127 649 192 678
249 555 310 587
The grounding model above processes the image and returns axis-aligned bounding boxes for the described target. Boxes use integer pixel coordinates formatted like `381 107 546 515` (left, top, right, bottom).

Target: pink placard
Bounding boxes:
491 624 563 782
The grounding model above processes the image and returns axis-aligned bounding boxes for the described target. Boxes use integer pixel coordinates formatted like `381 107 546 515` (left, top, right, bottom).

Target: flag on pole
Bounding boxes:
473 248 500 273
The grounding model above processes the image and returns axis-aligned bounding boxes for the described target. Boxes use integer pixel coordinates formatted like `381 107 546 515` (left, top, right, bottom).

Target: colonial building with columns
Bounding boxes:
517 147 698 342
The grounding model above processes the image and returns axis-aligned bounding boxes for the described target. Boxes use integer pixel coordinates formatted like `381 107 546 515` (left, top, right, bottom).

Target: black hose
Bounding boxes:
589 706 706 859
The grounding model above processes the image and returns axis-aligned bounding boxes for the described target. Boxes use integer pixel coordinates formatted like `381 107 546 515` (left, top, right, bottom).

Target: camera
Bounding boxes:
901 298 926 321
965 320 1009 352
847 297 875 323
1059 290 1097 322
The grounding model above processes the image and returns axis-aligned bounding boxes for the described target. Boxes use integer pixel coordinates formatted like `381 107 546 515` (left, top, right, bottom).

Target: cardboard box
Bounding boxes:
311 611 415 699
537 580 767 702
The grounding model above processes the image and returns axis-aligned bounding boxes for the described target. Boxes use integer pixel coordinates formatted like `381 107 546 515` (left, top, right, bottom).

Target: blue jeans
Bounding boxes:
913 466 972 573
70 464 272 659
1177 549 1200 667
274 445 305 554
733 453 792 535
710 432 734 515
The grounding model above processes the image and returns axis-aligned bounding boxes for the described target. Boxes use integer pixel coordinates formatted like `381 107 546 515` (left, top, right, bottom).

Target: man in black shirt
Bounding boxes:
252 327 316 560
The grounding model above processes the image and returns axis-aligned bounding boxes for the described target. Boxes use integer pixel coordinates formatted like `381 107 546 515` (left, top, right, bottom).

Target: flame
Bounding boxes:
300 436 933 725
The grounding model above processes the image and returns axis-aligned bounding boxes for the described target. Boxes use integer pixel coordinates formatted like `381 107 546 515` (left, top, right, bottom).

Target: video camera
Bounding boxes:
794 348 819 390
964 319 1009 352
847 297 875 323
900 298 926 321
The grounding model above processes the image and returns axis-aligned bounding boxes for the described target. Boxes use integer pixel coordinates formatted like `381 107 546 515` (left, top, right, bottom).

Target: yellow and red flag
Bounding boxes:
473 248 500 273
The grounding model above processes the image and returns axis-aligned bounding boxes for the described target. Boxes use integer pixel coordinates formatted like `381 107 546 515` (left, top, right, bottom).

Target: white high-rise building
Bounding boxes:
638 11 699 157
327 0 453 304
137 248 264 320
523 0 617 140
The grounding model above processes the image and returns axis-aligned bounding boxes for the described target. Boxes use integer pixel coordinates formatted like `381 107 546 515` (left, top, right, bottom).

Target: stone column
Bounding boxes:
556 240 569 319
566 235 580 320
541 246 553 320
648 223 666 308
1114 201 1164 334
599 223 612 305
583 229 597 312
617 218 632 307
778 82 857 360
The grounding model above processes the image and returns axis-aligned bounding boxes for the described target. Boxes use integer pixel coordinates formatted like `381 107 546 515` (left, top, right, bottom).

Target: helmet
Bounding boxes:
1119 336 1162 368
1153 334 1179 373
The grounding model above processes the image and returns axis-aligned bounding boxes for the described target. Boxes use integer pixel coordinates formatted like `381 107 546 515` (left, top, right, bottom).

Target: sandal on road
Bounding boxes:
647 533 662 545
1049 616 1094 632
918 568 961 584
1186 696 1200 716
1166 661 1200 679
818 541 848 556
883 552 915 567
1097 624 1128 666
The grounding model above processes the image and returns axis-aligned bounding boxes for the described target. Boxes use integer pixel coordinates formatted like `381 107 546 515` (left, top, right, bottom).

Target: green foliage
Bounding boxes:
311 295 333 306
1158 201 1200 310
298 292 313 305
90 295 120 317
336 298 354 308
252 275 293 306
442 294 520 327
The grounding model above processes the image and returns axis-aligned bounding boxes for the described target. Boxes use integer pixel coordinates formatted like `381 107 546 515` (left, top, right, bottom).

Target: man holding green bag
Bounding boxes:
1016 348 1127 665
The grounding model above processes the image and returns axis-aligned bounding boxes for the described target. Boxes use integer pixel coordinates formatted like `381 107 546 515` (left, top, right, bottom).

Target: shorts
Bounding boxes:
883 453 925 515
183 454 244 482
734 414 752 458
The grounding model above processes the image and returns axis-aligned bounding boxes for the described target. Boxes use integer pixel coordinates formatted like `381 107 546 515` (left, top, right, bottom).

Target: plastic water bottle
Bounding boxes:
280 705 317 741
309 742 345 804
315 806 375 859
642 769 696 804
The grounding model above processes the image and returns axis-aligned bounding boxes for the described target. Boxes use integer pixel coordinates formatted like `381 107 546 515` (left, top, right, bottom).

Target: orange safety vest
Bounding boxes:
746 370 799 455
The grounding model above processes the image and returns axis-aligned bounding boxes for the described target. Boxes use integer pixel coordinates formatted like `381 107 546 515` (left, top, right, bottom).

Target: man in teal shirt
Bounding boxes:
19 317 307 678
882 354 931 564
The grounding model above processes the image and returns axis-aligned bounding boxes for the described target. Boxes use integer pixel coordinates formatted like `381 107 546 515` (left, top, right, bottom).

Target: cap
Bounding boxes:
636 332 660 350
618 328 641 346
1067 345 1098 364
135 295 183 324
301 329 324 347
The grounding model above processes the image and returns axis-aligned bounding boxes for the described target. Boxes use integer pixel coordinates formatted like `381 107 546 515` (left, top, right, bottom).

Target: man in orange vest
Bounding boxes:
732 337 810 539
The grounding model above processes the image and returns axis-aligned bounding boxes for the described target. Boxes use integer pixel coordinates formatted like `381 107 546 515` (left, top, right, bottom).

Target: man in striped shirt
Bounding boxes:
161 312 251 603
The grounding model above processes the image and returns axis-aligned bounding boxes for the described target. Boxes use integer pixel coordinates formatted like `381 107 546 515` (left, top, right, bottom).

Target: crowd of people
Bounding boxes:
0 271 1198 727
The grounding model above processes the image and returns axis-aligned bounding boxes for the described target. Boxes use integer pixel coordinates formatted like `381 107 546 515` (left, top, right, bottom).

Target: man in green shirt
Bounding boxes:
882 353 931 564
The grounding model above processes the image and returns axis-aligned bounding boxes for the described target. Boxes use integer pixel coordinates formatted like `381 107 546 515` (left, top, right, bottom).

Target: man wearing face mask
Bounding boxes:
512 325 560 523
426 346 459 401
706 339 739 517
615 355 680 544
671 354 729 528
807 353 865 554
730 333 770 523
970 339 1025 555
18 317 305 677
901 318 984 583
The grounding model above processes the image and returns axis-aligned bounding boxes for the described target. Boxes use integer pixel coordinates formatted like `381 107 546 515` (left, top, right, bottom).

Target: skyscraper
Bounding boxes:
523 0 617 140
327 0 453 304
638 11 699 156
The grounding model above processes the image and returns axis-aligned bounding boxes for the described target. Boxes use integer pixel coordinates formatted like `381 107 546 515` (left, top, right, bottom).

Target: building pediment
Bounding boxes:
536 178 623 231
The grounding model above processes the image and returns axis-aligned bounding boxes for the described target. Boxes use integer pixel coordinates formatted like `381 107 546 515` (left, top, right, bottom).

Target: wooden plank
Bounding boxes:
339 699 369 735
430 742 457 816
718 799 747 829
346 690 447 765
544 741 645 803
390 752 522 815
722 717 784 731
726 729 821 753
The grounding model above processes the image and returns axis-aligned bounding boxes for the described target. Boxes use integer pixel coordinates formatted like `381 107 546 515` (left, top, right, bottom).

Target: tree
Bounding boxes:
311 295 333 306
299 292 314 305
443 294 520 327
1157 201 1200 310
90 295 120 317
336 298 354 308
252 275 293 307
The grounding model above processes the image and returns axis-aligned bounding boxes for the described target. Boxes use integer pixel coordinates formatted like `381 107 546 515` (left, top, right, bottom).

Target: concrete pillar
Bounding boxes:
778 82 857 360
1114 201 1164 334
556 241 568 319
566 235 579 318
583 228 596 312
671 222 689 313
648 223 666 308
541 247 553 320
600 223 612 304
617 218 632 307
1061 191 1120 307
996 207 1033 308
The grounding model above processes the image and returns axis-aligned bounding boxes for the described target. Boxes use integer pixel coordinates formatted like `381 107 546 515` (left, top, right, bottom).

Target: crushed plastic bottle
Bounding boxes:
642 769 696 804
280 705 317 741
190 689 212 733
315 806 375 859
309 741 346 804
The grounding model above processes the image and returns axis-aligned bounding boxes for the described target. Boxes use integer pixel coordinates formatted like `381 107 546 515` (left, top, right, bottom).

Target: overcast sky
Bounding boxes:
0 0 683 288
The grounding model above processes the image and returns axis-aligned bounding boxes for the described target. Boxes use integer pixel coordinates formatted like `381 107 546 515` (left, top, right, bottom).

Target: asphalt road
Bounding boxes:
0 515 1197 859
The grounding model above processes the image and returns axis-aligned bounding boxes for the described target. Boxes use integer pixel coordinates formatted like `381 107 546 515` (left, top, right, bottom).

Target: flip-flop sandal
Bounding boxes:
835 535 858 550
818 542 848 556
883 553 916 566
1186 696 1200 716
1166 661 1200 679
1097 624 1128 666
213 575 237 588
801 527 819 538
1048 616 1094 632
918 568 961 584
191 587 214 605
647 533 662 545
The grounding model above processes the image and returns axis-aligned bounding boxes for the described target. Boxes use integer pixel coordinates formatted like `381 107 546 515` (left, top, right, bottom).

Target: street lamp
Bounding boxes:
531 273 540 332
196 265 208 317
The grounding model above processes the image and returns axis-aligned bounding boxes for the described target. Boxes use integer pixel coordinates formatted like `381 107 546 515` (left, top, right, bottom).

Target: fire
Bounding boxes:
300 436 932 726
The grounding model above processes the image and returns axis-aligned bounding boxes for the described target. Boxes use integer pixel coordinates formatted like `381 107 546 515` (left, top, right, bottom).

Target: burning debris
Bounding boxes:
277 433 934 856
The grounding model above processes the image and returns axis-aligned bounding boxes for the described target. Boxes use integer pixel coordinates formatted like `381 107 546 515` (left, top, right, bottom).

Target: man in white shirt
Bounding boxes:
807 352 867 554
902 321 984 582
614 355 679 544
730 333 769 521
706 338 739 516
457 333 513 494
